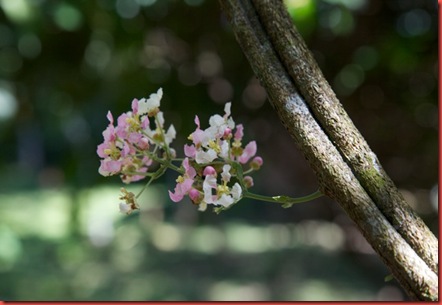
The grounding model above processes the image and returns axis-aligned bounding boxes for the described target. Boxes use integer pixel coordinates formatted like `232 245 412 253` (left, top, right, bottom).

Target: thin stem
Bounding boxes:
154 157 182 173
243 189 323 205
135 164 169 199
154 114 172 158
243 168 255 175
166 161 182 173
136 174 156 199
121 170 156 177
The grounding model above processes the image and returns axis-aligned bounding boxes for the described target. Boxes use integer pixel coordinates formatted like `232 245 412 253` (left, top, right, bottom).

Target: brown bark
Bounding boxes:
218 0 438 300
252 0 438 276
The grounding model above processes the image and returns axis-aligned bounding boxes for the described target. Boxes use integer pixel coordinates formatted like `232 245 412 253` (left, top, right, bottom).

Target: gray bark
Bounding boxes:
218 0 438 300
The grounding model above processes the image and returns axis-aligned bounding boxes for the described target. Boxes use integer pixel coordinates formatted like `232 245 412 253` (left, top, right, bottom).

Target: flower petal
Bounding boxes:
238 141 257 164
196 148 217 164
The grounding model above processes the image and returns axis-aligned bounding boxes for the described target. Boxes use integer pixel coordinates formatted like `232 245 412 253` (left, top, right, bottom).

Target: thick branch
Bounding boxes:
218 0 438 300
251 0 438 275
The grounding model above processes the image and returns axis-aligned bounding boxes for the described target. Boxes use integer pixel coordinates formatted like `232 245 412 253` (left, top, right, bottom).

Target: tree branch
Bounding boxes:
218 0 438 300
251 0 438 276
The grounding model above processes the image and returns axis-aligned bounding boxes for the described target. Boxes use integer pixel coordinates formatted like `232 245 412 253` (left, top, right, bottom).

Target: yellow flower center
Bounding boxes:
208 140 221 153
217 184 229 196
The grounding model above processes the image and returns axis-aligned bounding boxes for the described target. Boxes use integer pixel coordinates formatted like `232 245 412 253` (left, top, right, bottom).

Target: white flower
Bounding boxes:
200 126 217 146
231 183 242 201
137 98 147 114
165 124 176 145
223 102 235 129
156 111 165 127
216 194 234 207
221 164 231 182
209 114 224 128
224 102 231 118
195 148 217 164
207 105 235 138
138 88 162 115
226 117 235 129
219 140 229 159
198 201 208 212
203 175 217 204
119 202 132 214
214 183 242 208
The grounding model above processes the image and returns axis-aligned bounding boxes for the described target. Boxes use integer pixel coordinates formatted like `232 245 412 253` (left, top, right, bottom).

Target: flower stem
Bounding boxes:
243 189 323 206
135 165 168 199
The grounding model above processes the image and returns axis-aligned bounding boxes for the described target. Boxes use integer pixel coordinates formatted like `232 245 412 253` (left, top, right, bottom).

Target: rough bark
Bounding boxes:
218 0 438 301
252 0 438 276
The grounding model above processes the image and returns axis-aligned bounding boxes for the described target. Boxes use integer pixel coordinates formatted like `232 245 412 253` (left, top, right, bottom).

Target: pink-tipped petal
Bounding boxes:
131 98 139 114
183 158 196 178
106 111 114 124
99 159 121 176
234 124 243 140
169 190 184 203
184 144 196 158
238 141 257 164
194 115 200 128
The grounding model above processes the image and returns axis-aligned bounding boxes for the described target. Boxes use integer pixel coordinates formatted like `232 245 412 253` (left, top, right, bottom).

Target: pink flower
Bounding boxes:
203 166 216 176
189 115 206 145
131 98 139 114
234 124 243 140
188 188 201 202
99 159 122 176
223 127 232 139
141 116 149 130
116 113 130 138
128 132 142 145
98 89 264 213
237 141 257 164
168 158 197 202
184 144 196 158
96 113 118 159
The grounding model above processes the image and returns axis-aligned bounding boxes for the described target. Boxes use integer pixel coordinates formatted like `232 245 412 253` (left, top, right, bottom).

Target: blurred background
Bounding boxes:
0 0 438 301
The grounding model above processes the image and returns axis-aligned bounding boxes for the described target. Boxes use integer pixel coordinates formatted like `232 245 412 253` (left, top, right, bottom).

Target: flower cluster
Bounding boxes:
97 88 263 214
169 102 262 211
96 88 176 184
98 88 323 215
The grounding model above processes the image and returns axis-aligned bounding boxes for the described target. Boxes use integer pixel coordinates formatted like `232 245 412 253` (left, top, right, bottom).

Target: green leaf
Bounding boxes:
384 274 394 282
272 196 296 208
281 202 294 208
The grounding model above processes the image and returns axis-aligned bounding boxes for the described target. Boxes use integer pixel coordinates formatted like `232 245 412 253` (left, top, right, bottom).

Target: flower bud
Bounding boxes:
169 148 177 158
250 156 263 170
189 188 201 203
223 127 232 139
203 166 217 176
243 176 254 188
